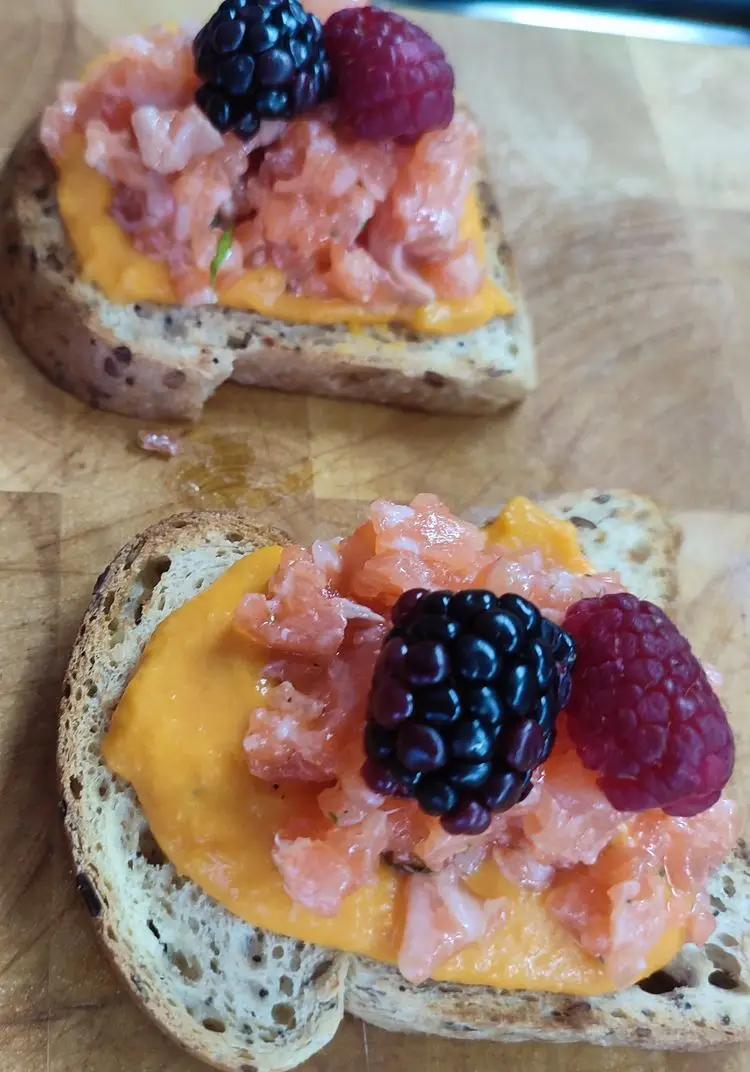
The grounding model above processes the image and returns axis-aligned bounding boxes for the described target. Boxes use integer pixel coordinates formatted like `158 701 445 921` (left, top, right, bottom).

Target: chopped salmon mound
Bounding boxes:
475 551 622 625
234 546 383 657
547 850 672 986
243 681 330 782
399 867 506 984
547 796 739 985
367 114 481 304
663 796 739 891
521 731 628 868
40 25 484 307
241 620 385 783
232 495 737 984
274 810 389 917
318 764 386 828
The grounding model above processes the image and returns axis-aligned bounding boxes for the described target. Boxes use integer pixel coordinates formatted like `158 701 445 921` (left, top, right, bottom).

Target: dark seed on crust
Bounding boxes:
76 872 102 917
424 370 446 388
103 356 122 378
227 332 252 350
113 345 133 365
93 566 110 594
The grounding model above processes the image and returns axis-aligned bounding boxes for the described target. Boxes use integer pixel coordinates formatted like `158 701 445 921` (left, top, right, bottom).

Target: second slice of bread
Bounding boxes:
57 495 750 1072
0 129 535 419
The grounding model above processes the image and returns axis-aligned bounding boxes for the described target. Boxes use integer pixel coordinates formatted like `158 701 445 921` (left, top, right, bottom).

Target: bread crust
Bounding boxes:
57 500 750 1071
0 127 535 419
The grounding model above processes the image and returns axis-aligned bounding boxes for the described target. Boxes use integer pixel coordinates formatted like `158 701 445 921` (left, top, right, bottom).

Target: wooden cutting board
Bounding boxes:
1 1 749 1069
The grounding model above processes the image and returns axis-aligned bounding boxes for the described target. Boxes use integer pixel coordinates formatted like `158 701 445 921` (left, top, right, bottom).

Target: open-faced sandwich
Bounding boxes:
0 1 533 418
59 491 748 1070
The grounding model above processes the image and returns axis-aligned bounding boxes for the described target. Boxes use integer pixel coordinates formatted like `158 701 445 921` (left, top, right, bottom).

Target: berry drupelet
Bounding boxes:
193 0 332 138
362 588 576 835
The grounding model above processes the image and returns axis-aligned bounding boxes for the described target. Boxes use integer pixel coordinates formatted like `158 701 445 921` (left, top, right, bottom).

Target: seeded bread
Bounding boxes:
0 126 535 419
519 488 681 608
57 494 749 1072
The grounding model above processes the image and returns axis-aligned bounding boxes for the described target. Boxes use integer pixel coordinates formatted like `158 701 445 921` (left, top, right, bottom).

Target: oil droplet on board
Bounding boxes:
168 430 311 510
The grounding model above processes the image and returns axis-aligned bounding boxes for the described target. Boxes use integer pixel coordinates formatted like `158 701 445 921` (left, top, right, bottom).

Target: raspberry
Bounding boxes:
563 593 734 817
324 7 455 142
363 588 576 835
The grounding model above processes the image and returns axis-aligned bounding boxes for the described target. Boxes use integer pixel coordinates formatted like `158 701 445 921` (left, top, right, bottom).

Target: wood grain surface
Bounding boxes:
1 1 749 1069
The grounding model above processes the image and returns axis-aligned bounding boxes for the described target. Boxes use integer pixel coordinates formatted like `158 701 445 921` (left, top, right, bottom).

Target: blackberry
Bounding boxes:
193 0 332 138
363 589 576 836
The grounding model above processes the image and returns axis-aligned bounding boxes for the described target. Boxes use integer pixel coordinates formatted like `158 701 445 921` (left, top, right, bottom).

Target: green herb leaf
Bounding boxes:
210 227 234 285
328 812 339 825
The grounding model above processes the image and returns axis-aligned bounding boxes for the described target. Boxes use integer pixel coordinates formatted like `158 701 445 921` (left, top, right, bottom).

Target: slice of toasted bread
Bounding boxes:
0 127 535 420
57 495 749 1072
524 488 681 608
